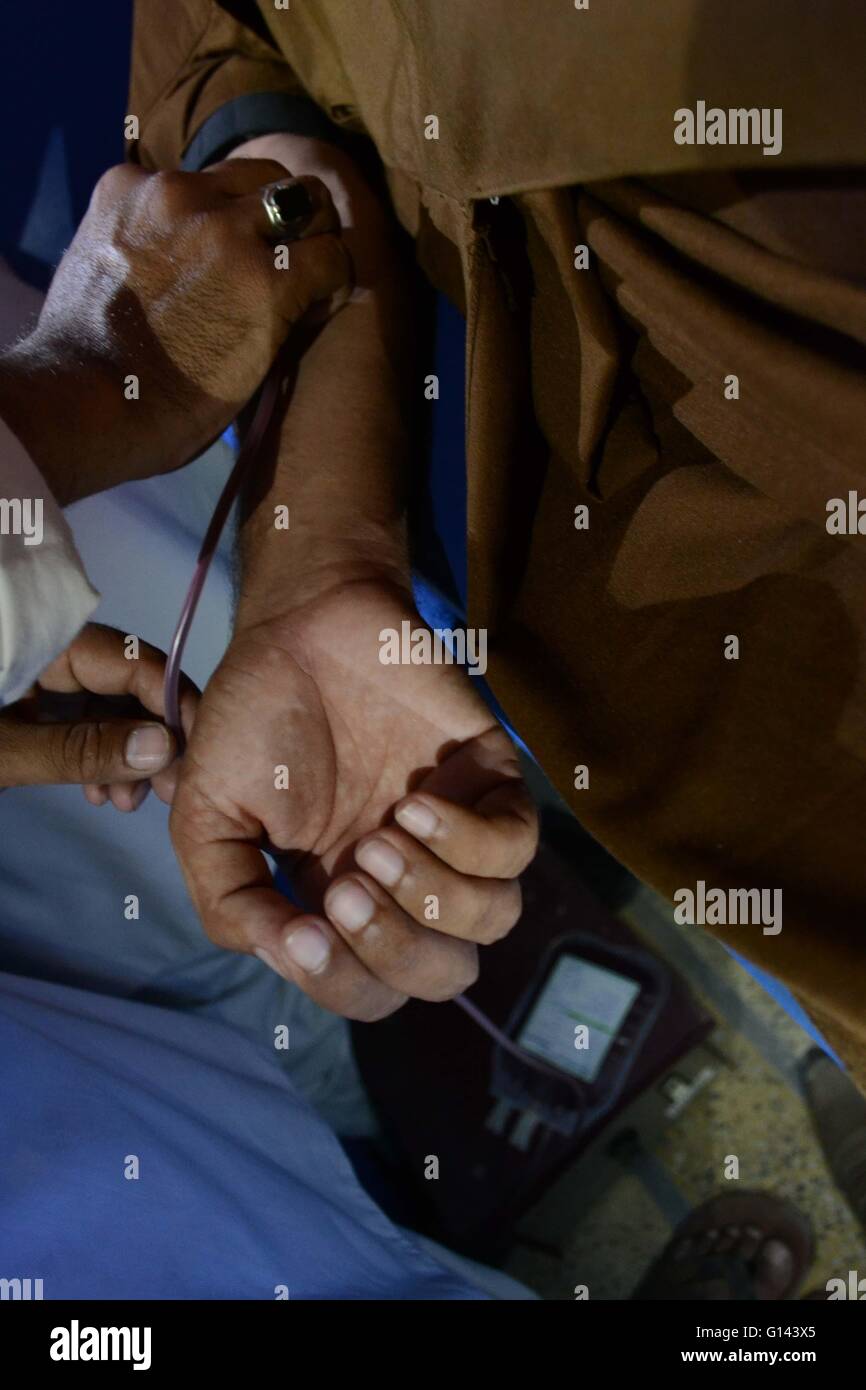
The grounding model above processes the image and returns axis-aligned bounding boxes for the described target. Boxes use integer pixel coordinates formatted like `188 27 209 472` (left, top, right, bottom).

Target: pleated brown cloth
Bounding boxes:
128 2 866 1080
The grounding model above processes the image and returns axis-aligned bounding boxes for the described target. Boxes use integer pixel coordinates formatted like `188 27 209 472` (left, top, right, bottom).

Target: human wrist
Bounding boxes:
0 341 113 505
0 329 207 505
234 516 410 634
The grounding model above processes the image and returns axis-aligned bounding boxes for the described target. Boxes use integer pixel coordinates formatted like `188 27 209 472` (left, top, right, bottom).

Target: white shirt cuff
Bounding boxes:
0 414 100 705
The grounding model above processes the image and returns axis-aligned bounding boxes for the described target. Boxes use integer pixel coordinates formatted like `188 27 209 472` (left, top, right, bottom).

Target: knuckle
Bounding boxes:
476 881 522 944
348 987 408 1023
58 721 112 781
385 932 426 989
150 168 188 202
203 210 242 261
455 948 480 997
507 822 539 878
295 233 350 292
148 169 205 224
385 933 449 1001
91 164 130 206
257 159 295 185
499 880 524 935
425 946 479 1002
201 915 237 952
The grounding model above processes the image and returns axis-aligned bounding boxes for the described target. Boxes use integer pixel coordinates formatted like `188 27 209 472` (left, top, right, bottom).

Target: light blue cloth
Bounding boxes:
0 441 379 1141
0 969 488 1300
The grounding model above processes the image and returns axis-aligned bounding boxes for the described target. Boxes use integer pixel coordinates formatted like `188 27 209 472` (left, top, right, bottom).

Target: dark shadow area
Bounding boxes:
0 0 133 283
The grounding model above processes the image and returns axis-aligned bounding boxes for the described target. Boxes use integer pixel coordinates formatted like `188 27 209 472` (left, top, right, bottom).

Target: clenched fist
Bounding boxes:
0 161 350 503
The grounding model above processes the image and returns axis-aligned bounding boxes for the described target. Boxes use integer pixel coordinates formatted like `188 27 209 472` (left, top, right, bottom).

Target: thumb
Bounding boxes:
0 720 175 789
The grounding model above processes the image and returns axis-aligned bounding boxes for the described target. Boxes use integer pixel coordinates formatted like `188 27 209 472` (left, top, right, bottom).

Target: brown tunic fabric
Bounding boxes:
128 1 866 1078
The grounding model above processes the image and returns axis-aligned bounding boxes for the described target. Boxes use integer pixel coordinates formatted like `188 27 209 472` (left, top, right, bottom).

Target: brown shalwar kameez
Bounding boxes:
128 1 866 1078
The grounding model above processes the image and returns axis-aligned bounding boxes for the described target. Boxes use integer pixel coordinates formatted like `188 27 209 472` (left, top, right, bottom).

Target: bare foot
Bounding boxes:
634 1192 812 1300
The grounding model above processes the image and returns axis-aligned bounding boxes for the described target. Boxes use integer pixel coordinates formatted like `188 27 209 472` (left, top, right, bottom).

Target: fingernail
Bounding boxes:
355 838 404 888
125 724 171 771
271 181 314 235
328 881 375 932
395 800 439 839
284 924 331 974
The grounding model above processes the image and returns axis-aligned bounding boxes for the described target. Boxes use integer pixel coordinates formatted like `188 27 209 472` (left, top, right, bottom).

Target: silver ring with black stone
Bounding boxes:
260 180 316 240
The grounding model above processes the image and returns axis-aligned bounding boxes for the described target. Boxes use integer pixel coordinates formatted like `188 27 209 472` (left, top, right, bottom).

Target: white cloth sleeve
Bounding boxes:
0 415 99 705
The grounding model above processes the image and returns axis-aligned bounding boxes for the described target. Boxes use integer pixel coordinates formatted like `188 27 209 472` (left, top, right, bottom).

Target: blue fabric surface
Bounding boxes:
0 971 485 1299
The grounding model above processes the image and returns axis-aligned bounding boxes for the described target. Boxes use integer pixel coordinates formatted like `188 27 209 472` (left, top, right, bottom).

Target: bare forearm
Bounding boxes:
228 134 419 627
235 277 416 626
